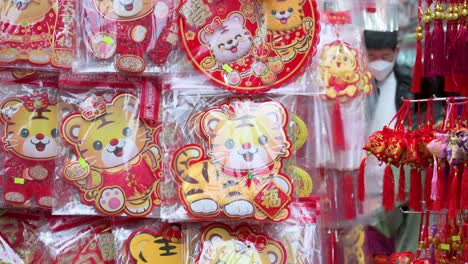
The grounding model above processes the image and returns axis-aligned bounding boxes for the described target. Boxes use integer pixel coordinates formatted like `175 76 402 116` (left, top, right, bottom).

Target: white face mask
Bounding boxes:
368 60 395 82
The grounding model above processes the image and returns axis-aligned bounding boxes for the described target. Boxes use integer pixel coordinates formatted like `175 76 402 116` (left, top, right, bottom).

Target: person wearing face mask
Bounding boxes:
364 30 413 134
362 30 419 262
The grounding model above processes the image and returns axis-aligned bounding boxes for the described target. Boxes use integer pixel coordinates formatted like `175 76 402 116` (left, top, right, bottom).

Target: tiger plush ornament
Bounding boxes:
0 0 76 68
195 224 287 264
256 0 315 62
0 91 58 209
83 0 158 73
172 99 293 221
61 94 162 217
319 41 372 100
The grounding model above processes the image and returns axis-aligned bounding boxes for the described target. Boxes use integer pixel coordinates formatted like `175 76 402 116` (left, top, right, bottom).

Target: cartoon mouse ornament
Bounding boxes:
179 0 319 93
0 92 58 209
61 94 162 217
84 0 160 73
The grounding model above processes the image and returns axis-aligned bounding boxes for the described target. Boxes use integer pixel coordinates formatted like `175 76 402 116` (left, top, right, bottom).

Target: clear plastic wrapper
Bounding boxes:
160 86 326 222
113 219 183 264
185 220 321 264
176 0 320 93
54 74 163 217
46 216 115 263
0 71 59 210
305 2 375 226
0 210 53 263
74 0 179 74
0 0 77 70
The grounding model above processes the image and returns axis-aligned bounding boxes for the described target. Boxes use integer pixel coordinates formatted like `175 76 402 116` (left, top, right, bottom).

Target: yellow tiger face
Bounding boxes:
128 231 182 264
257 0 305 31
62 94 151 170
198 225 286 264
320 43 358 78
0 96 58 160
201 100 290 171
0 0 53 25
94 0 153 20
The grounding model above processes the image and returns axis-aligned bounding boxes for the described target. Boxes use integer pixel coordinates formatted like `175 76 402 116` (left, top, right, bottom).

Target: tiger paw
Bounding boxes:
189 199 218 215
325 88 338 99
0 48 17 62
98 188 125 214
28 50 51 64
224 200 254 217
343 85 357 97
4 191 25 204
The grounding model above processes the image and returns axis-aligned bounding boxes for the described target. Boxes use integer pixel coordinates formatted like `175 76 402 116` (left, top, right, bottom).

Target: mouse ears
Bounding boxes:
178 0 320 93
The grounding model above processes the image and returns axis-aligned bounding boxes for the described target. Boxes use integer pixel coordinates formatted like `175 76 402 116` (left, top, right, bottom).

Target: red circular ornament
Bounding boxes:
178 0 320 93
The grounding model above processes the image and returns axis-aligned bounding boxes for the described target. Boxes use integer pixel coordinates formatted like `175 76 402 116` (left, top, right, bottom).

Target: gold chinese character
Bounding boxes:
261 189 281 209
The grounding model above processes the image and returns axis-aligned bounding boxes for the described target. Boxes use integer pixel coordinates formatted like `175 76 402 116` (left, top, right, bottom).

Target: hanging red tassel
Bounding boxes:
397 165 406 202
431 19 445 76
409 168 422 211
357 157 366 202
331 101 346 151
422 7 433 77
382 165 395 211
343 173 356 220
411 38 423 93
432 164 446 210
412 0 424 93
448 166 460 220
444 10 458 92
461 166 468 209
424 165 433 210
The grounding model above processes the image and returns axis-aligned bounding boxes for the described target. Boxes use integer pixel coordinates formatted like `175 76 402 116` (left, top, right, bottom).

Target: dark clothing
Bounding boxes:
394 64 414 109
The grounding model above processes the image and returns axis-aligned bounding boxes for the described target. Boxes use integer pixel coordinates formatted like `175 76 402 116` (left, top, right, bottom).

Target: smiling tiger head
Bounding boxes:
0 93 58 160
62 94 152 170
93 0 153 20
197 225 286 264
201 99 290 171
257 0 305 32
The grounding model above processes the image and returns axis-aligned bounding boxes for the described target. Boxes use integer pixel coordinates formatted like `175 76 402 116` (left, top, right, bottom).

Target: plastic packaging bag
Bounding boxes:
74 0 179 74
0 210 53 263
47 216 115 263
0 71 59 210
54 74 163 217
113 219 183 264
176 0 320 93
185 221 321 264
0 0 77 69
160 85 322 222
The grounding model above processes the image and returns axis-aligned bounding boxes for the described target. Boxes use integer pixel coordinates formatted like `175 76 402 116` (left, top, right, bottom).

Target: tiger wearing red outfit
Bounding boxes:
0 0 75 67
85 0 157 73
0 92 58 208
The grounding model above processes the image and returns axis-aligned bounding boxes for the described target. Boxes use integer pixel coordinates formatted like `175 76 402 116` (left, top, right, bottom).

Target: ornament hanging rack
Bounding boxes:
401 96 468 103
400 202 468 215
